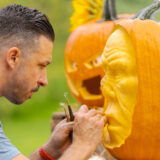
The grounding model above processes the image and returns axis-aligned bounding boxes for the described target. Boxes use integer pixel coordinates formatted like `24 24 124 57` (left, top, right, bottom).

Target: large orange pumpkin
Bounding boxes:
65 0 134 107
101 1 160 159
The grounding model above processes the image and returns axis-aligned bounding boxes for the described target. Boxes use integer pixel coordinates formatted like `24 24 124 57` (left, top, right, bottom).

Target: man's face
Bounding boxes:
3 35 53 104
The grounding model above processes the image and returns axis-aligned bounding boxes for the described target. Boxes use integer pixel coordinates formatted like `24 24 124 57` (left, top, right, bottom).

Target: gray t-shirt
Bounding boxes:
0 121 20 160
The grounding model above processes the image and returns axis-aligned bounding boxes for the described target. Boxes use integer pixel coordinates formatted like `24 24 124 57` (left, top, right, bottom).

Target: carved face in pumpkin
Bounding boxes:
101 25 138 148
65 22 111 107
65 16 133 107
101 19 160 159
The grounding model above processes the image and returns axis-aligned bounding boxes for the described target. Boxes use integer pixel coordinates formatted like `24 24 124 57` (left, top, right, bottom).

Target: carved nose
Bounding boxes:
102 82 116 99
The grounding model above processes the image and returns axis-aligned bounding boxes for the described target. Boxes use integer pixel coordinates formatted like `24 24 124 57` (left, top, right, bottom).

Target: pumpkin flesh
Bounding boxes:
101 26 138 149
102 19 160 159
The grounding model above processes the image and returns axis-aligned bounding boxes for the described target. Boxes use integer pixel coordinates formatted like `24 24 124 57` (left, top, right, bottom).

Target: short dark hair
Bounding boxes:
0 4 55 41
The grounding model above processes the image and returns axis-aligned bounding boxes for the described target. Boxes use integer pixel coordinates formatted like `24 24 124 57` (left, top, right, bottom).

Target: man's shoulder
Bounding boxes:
0 121 21 160
0 121 5 135
0 121 9 139
0 121 3 133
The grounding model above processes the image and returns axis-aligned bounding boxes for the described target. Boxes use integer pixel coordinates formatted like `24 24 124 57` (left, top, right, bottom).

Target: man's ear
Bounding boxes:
6 47 22 69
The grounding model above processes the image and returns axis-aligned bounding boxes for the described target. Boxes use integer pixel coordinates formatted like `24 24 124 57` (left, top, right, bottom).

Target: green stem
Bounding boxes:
102 0 117 21
135 0 160 20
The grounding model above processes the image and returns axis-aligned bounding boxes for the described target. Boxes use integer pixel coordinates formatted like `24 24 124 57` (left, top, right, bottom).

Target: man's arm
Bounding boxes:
12 154 29 160
11 119 73 160
12 149 44 160
59 105 105 160
58 143 93 160
11 105 105 160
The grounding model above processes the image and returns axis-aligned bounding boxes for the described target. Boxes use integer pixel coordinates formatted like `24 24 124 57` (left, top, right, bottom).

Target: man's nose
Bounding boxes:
38 71 48 87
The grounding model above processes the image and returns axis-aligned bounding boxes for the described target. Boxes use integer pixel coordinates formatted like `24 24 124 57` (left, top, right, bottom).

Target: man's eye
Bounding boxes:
107 58 128 77
39 64 46 68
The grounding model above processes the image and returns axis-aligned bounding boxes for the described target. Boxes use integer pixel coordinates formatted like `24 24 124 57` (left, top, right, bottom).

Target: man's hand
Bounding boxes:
43 119 73 159
59 105 106 160
44 105 105 160
73 105 105 152
13 105 105 160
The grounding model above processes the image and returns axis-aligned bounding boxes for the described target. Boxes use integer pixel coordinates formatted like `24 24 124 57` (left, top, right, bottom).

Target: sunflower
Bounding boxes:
70 0 104 32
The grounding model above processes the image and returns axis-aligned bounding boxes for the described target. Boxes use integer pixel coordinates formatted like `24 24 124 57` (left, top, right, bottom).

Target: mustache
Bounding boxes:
32 86 40 92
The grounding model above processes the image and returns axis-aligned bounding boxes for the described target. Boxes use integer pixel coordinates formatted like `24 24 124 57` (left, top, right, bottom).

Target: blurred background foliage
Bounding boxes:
0 0 156 156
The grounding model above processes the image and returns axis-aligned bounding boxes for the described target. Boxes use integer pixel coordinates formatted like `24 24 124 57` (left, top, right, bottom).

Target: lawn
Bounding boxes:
0 0 155 156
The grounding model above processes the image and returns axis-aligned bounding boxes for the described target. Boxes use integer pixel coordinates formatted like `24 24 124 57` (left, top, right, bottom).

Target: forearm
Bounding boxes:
11 149 42 160
29 149 43 160
59 143 94 160
29 142 60 160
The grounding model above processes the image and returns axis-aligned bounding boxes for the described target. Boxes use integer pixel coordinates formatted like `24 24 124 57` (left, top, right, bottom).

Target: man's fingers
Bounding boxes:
87 109 97 117
101 116 107 124
61 121 75 128
94 114 102 120
78 105 88 114
89 114 102 125
87 109 103 117
55 119 73 132
58 118 67 125
91 114 107 125
59 122 74 135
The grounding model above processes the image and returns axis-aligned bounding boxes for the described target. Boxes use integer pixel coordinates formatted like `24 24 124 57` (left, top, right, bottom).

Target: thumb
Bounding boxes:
61 122 74 135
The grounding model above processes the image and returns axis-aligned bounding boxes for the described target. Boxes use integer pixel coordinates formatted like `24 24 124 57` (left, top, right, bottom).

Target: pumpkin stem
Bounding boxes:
135 0 160 20
102 0 118 21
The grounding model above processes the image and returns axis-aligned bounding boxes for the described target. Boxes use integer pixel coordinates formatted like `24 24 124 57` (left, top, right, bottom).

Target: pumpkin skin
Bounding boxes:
101 18 160 159
65 14 134 107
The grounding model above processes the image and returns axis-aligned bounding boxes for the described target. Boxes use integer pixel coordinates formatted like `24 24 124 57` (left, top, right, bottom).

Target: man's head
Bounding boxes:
0 4 55 104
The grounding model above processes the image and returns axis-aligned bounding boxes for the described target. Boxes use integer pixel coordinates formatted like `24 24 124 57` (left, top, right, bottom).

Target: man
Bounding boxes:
0 4 105 160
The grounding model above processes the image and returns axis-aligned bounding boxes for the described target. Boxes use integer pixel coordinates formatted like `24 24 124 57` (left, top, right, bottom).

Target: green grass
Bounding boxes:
0 0 158 156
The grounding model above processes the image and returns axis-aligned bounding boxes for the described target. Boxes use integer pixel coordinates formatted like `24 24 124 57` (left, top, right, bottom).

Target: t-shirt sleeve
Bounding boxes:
0 122 20 160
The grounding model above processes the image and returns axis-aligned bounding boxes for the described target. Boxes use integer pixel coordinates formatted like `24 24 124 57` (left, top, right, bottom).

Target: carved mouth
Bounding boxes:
67 73 103 102
78 75 103 101
82 75 101 95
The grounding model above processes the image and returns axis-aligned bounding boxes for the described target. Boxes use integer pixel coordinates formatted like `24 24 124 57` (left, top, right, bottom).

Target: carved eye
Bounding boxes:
66 58 78 73
85 55 102 69
91 55 102 66
108 58 128 77
109 59 126 70
72 62 78 70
